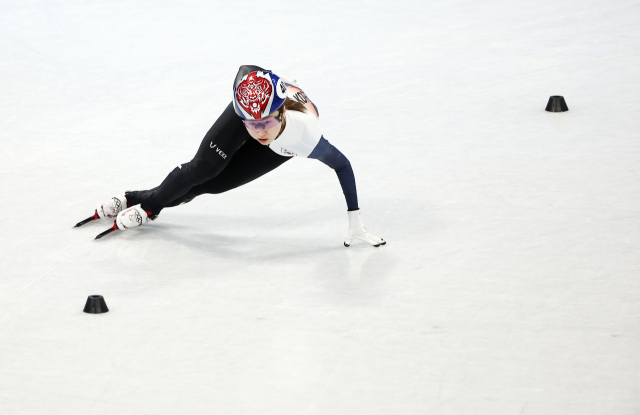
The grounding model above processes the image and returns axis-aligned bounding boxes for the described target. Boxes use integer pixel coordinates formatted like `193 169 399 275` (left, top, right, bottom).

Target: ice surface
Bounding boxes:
0 0 639 414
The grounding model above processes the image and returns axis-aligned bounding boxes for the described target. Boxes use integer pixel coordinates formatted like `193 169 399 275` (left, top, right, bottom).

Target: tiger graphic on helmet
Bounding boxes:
233 71 287 120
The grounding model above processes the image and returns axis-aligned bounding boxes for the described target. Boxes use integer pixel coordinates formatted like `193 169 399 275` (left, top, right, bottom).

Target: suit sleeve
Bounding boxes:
308 137 359 211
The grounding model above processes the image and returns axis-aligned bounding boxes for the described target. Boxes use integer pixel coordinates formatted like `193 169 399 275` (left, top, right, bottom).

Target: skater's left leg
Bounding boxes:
163 136 291 207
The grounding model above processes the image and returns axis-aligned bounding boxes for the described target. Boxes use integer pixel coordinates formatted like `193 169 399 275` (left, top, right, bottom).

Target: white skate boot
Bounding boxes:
97 193 128 219
93 204 155 239
115 204 151 230
74 193 128 228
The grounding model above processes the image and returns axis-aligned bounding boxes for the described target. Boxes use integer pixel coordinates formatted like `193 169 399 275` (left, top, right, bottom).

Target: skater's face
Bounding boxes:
244 109 284 145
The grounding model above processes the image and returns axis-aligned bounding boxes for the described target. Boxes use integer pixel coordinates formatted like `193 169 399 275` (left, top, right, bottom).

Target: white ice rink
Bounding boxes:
1 0 639 413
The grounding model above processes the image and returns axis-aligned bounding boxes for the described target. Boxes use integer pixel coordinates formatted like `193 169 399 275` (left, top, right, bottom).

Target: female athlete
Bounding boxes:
79 65 385 247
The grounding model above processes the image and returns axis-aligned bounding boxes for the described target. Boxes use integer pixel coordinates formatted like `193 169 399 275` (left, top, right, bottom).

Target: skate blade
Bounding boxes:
74 210 100 228
95 223 119 240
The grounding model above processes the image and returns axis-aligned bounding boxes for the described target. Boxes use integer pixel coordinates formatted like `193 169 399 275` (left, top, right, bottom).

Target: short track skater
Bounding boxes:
76 65 385 247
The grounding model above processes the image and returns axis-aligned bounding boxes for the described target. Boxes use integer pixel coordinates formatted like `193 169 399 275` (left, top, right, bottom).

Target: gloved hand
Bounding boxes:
344 209 386 247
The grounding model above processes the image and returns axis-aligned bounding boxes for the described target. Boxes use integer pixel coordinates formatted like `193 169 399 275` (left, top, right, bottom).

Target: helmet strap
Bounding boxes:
275 108 286 138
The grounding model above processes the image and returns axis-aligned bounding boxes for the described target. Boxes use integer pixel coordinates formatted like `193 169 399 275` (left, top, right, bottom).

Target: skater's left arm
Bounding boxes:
308 137 386 247
308 137 358 210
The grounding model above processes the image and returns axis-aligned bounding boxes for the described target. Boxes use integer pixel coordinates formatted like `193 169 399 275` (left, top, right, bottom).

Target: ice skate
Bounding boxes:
74 193 128 228
94 205 153 239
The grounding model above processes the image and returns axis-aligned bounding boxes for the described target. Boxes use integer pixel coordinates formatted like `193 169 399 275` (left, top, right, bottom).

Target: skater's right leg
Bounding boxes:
89 103 248 229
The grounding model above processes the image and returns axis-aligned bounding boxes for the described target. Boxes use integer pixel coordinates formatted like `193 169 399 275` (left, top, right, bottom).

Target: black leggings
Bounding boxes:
131 102 291 213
